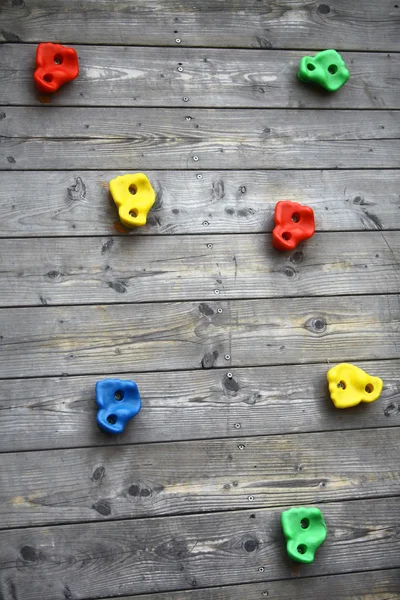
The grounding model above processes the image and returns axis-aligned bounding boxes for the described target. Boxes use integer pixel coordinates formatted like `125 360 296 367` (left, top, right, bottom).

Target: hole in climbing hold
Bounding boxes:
307 63 315 71
129 209 138 218
282 232 292 241
114 390 124 401
337 380 346 389
328 64 338 74
365 383 374 393
297 544 307 555
107 415 117 424
129 184 137 195
54 54 63 65
43 74 53 82
292 212 300 223
300 518 310 529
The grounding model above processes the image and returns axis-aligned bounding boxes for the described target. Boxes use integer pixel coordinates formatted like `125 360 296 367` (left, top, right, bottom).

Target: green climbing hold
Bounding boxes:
281 506 327 564
297 49 350 92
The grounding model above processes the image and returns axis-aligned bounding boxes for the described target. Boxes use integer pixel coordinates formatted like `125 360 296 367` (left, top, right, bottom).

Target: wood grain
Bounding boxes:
2 45 400 109
1 0 399 50
2 427 400 528
0 169 398 237
0 497 399 599
1 108 399 170
2 232 399 306
102 569 400 600
1 360 398 453
0 295 399 378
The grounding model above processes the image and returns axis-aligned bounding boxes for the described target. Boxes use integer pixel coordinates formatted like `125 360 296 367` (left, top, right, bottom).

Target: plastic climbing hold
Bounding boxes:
327 363 383 409
281 507 327 564
297 49 349 92
272 201 315 252
34 43 79 94
96 379 142 435
109 173 156 228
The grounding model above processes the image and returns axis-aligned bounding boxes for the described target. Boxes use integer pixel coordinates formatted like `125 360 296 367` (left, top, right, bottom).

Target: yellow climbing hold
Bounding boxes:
327 363 383 409
109 173 156 228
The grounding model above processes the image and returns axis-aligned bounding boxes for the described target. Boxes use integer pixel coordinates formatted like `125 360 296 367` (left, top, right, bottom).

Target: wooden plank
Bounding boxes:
0 169 398 237
0 359 399 453
1 0 399 51
103 569 400 600
1 108 399 170
0 295 398 378
2 428 400 528
0 497 399 599
2 232 399 307
2 360 400 452
2 45 400 109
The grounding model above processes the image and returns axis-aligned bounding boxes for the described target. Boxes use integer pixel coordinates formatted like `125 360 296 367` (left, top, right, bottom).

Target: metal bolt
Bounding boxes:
196 174 202 179
258 567 265 573
227 372 233 378
234 422 241 429
183 97 189 102
217 308 222 314
175 38 181 44
177 66 183 72
193 155 199 161
214 289 220 294
207 243 213 249
248 495 254 501
225 354 230 360
203 221 209 226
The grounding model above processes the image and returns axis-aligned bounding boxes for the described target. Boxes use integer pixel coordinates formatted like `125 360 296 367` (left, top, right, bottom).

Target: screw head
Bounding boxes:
185 116 192 121
238 444 245 450
217 308 222 313
248 495 254 501
183 97 189 102
214 289 220 294
203 221 209 226
234 422 241 429
207 243 213 249
177 66 183 72
175 38 181 44
196 174 203 179
258 566 264 573
193 155 199 161
227 372 233 378
225 354 230 360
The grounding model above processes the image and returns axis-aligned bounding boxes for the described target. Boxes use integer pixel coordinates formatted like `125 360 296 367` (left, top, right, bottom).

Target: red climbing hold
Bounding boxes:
272 201 315 252
34 43 79 94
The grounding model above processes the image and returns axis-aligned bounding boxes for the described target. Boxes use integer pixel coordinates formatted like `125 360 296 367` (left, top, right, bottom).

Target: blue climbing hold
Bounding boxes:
96 379 142 434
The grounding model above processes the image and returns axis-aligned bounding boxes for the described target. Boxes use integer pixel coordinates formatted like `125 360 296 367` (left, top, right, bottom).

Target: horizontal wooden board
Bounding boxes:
2 232 400 306
1 0 399 50
1 108 399 170
0 360 399 453
0 295 399 378
2 45 400 109
2 428 400 528
0 169 398 237
0 497 399 599
107 569 400 600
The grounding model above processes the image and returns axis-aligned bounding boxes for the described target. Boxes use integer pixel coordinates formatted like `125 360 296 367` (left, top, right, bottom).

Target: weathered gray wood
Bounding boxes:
2 232 399 306
1 108 399 170
2 45 400 109
0 295 398 378
2 428 400 528
1 359 398 453
1 0 399 50
102 569 400 600
0 497 399 599
0 169 398 237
